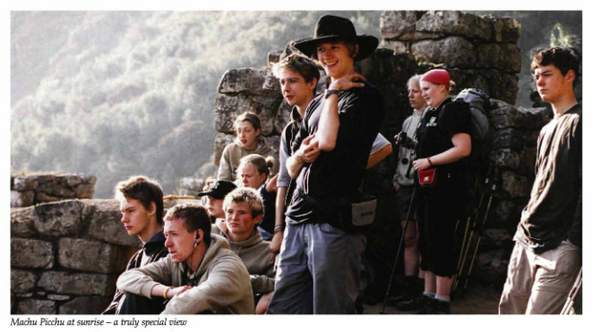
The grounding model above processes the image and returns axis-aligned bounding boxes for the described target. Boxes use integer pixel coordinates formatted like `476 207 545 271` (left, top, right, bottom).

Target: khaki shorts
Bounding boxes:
498 240 581 314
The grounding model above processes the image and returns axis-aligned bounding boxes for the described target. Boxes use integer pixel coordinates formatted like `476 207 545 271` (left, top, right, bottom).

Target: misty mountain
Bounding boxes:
11 11 381 197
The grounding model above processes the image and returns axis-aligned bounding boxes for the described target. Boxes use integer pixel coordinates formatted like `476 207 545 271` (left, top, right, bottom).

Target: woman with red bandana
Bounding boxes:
406 69 471 314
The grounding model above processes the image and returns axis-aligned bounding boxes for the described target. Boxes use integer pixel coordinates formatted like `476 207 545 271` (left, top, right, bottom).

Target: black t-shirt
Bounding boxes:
515 104 582 253
285 83 384 227
415 97 471 179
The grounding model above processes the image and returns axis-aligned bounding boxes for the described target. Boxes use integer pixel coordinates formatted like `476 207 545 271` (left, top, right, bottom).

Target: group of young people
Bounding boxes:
102 14 581 315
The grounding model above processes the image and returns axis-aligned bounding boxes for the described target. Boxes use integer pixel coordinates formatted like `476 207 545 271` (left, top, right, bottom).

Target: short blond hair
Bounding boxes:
223 187 264 218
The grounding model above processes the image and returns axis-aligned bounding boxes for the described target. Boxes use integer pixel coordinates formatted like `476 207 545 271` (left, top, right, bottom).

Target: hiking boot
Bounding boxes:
393 294 433 312
418 298 451 314
388 277 423 304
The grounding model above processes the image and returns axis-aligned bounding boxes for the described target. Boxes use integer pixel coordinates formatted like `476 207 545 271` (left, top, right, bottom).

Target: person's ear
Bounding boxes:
147 202 156 216
308 78 318 91
565 69 576 84
253 214 263 226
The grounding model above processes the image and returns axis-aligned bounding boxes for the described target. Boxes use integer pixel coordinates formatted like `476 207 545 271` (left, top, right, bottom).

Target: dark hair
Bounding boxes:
234 112 261 130
273 53 321 90
115 176 164 226
164 204 212 246
238 154 275 179
531 47 581 84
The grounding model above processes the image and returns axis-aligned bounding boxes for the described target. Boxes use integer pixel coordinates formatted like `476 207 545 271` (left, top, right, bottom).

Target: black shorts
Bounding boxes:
415 182 465 277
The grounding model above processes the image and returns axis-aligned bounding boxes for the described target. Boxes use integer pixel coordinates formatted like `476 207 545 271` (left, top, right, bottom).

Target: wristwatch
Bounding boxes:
325 89 341 99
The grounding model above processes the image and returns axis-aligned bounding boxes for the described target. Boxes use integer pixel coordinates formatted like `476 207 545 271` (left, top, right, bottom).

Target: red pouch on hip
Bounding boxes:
418 168 437 187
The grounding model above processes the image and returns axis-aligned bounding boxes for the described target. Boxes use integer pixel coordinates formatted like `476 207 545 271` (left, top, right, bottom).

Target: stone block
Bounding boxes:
83 199 139 247
500 171 532 199
217 67 280 96
492 128 524 151
416 10 493 41
11 206 37 237
489 148 520 170
411 36 476 68
476 248 510 286
47 294 72 301
74 182 96 199
483 71 519 105
33 199 84 237
380 40 410 54
477 43 521 73
214 93 279 135
11 238 54 269
517 146 538 176
38 271 113 296
59 296 111 314
212 132 235 166
490 199 522 227
490 16 521 43
380 11 425 40
11 270 38 293
58 238 128 273
12 175 38 191
34 191 62 203
11 190 34 208
480 228 513 250
15 299 57 314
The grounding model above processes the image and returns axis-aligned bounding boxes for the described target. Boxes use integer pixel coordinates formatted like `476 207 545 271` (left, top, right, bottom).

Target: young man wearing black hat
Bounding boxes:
198 179 237 223
103 176 168 314
267 15 384 314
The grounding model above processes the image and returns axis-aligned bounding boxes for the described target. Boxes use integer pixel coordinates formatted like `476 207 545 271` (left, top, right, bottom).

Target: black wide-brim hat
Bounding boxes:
293 15 379 61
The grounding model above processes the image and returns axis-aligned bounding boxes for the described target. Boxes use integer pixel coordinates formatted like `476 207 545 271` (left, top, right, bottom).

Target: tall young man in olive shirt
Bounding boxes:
499 47 582 314
267 15 384 314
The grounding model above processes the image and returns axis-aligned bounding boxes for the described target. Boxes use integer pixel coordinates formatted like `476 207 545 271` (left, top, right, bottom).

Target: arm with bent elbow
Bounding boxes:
412 133 471 171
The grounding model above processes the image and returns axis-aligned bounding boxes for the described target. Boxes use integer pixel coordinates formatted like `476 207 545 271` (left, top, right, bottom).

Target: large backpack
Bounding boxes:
454 88 491 145
453 88 493 217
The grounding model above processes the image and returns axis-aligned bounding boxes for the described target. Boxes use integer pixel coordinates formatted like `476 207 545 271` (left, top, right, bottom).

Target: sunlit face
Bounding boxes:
316 41 355 79
533 64 574 104
419 80 448 108
407 81 426 111
236 121 261 150
164 218 199 263
237 162 267 189
225 201 262 241
278 68 316 110
119 197 155 239
206 196 224 219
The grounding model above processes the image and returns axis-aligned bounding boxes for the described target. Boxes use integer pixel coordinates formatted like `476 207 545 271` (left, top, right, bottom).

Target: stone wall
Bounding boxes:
11 173 96 208
380 11 521 104
10 173 138 314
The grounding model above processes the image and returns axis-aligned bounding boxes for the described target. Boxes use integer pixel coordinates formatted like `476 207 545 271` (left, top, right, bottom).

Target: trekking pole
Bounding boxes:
454 176 490 293
461 182 496 291
381 187 416 314
560 268 583 315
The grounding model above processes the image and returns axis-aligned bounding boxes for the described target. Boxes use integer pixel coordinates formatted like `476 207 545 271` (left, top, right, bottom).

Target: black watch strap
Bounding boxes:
325 89 340 99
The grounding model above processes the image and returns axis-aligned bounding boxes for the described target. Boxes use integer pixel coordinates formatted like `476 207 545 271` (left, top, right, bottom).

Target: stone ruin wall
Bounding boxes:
10 173 139 314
